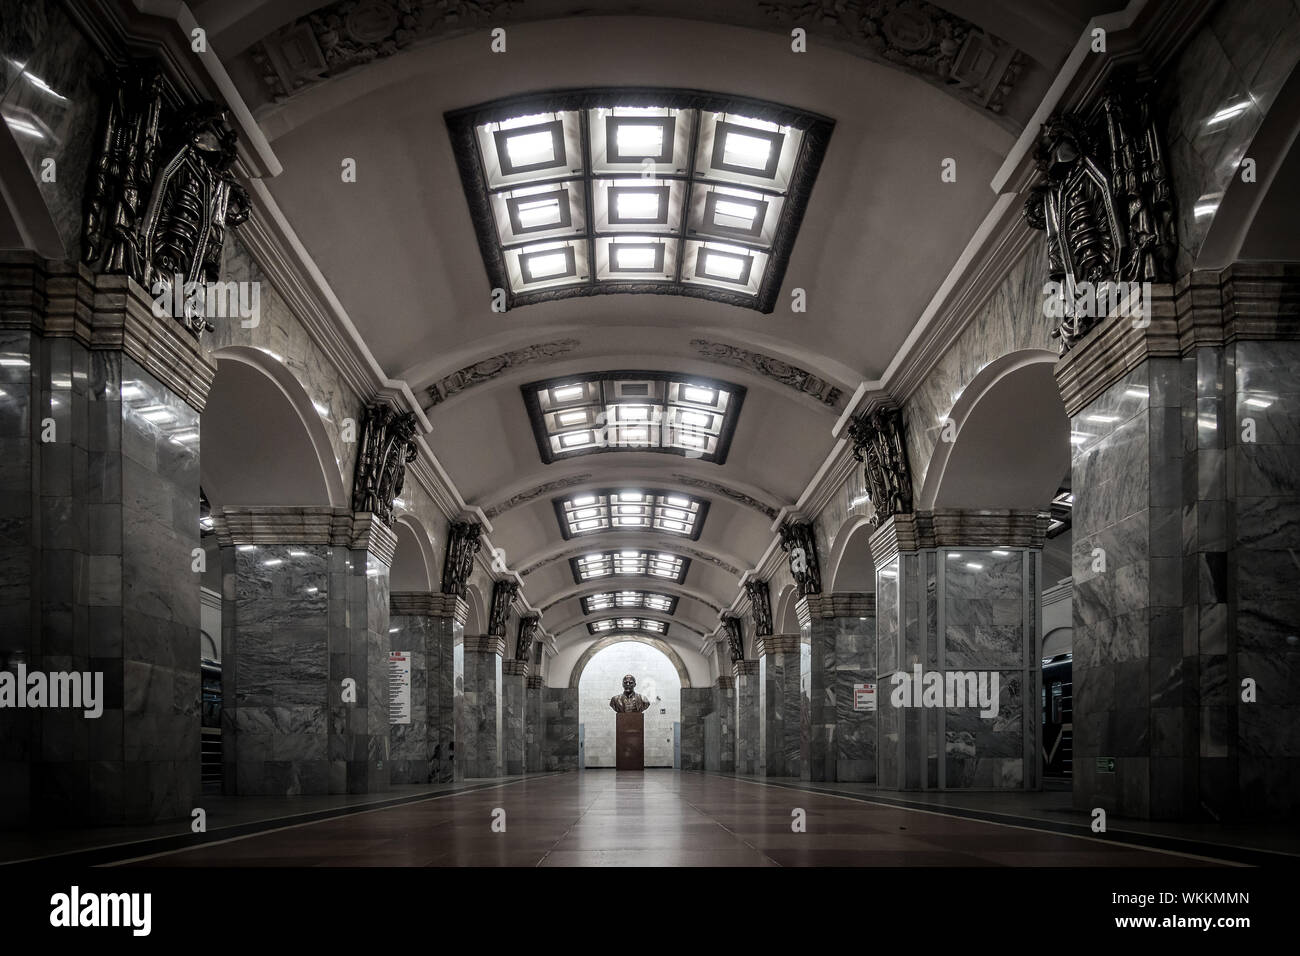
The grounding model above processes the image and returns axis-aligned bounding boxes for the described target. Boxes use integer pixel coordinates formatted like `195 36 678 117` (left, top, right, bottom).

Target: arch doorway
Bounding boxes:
577 640 683 768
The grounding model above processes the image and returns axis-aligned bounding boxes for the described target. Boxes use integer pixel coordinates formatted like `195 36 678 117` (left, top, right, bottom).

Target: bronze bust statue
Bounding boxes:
609 674 650 713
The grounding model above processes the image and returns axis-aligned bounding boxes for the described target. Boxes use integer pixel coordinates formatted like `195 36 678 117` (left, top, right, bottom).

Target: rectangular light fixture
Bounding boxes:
613 190 664 221
710 121 784 178
494 120 566 174
606 116 675 164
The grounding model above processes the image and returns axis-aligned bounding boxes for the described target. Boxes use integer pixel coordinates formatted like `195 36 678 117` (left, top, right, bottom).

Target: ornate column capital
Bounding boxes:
743 579 773 637
870 510 1046 565
462 635 505 656
210 506 398 564
390 591 468 624
758 634 801 656
441 521 482 597
800 592 877 619
502 660 529 677
778 520 822 595
732 660 760 678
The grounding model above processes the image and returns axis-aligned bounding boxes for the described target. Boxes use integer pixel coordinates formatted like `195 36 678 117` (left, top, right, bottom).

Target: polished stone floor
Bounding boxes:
93 771 1251 867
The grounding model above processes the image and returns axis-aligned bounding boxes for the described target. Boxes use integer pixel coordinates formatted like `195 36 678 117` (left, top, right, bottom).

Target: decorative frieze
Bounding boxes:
847 405 913 524
670 474 780 520
462 635 506 656
210 505 398 565
483 474 593 519
516 615 539 662
1055 265 1300 416
1022 79 1176 352
351 404 419 526
390 592 468 625
778 521 822 595
744 579 773 637
488 579 520 637
759 634 801 655
799 592 877 619
441 521 481 596
83 66 250 337
691 338 844 409
869 510 1047 566
428 339 581 405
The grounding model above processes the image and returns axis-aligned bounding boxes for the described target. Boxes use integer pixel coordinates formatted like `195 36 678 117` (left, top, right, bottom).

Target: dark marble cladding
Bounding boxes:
0 0 108 259
388 611 457 784
734 669 760 775
759 644 804 778
501 670 527 775
525 682 544 772
1 339 202 824
542 686 578 772
455 646 501 779
680 688 712 772
807 612 877 782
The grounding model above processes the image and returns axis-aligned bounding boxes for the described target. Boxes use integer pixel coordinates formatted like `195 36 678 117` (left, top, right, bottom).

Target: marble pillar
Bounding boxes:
710 676 736 773
501 659 528 775
525 675 544 772
541 686 578 771
758 634 803 777
679 687 712 772
213 507 396 796
0 259 210 825
801 592 877 782
871 511 1043 791
456 635 503 778
1056 266 1300 820
388 592 462 784
733 660 760 774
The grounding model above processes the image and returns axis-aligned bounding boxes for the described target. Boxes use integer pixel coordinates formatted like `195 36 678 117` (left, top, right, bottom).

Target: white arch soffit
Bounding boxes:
463 582 487 635
567 634 694 689
916 348 1060 511
1196 59 1300 270
210 345 348 508
392 513 439 591
772 582 801 634
826 513 880 593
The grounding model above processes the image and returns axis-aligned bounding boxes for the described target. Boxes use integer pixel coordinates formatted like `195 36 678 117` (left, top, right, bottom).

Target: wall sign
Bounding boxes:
853 682 876 712
389 651 411 725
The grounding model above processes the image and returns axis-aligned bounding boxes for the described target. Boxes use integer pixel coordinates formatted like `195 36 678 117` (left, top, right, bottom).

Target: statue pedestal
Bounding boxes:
616 712 644 771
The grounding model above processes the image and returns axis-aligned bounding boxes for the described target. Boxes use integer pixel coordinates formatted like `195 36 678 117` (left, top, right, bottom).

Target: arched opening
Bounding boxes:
463 583 486 637
576 639 682 769
390 515 436 592
200 350 342 507
773 583 801 636
827 516 877 593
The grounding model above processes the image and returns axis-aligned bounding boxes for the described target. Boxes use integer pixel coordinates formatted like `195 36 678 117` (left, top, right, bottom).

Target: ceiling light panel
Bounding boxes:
570 550 689 585
449 90 832 312
582 591 679 615
556 489 708 540
588 617 669 635
525 372 744 464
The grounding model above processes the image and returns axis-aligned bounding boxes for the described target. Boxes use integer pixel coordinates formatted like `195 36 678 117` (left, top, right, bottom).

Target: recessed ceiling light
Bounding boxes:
722 130 771 169
516 197 562 229
505 130 556 167
615 246 656 270
683 385 716 404
703 251 745 280
616 191 660 220
713 199 758 229
616 123 664 156
527 252 570 279
553 385 584 402
558 410 587 425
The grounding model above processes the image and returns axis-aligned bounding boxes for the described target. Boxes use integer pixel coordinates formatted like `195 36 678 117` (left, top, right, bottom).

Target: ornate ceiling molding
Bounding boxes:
481 473 594 520
690 339 844 411
427 338 581 406
669 474 780 521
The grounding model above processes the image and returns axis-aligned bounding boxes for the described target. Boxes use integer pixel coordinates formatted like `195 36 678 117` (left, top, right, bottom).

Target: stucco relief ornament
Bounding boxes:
83 67 250 336
778 521 822 596
441 521 482 596
1022 84 1175 352
488 578 519 637
516 616 539 661
609 674 651 713
847 406 913 525
723 616 745 662
351 404 419 526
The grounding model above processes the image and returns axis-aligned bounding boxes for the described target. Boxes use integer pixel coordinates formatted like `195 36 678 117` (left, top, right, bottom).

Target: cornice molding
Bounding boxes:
800 592 877 619
210 505 399 565
390 591 469 624
462 635 506 656
758 634 801 655
732 660 760 678
868 510 1047 566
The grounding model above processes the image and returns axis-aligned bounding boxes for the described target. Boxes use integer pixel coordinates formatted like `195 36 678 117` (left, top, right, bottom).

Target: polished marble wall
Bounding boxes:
501 663 527 775
805 598 877 783
455 639 502 778
734 662 760 774
542 686 579 772
680 688 712 772
759 636 803 777
388 600 457 784
706 684 736 773
525 678 544 772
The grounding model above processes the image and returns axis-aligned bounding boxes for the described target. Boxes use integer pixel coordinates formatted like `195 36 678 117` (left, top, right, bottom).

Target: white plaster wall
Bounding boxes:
578 643 681 767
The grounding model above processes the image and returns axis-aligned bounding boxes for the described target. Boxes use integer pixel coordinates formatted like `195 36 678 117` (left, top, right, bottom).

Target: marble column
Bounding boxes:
758 634 804 777
1055 266 1300 820
680 687 712 771
0 259 210 825
541 685 578 771
213 507 396 796
870 511 1043 791
801 592 877 782
733 660 760 774
501 660 528 775
706 676 736 773
525 675 544 772
388 592 462 784
456 635 503 778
